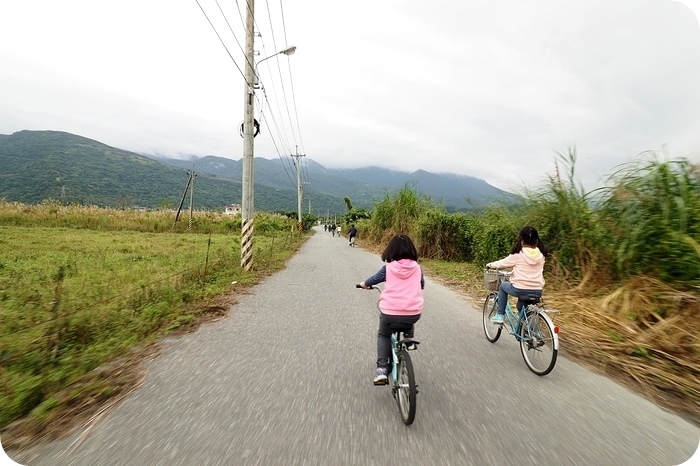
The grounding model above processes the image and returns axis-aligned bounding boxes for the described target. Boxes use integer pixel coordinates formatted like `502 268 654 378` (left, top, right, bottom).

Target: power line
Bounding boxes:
214 0 246 61
195 0 246 81
278 0 304 154
198 0 307 204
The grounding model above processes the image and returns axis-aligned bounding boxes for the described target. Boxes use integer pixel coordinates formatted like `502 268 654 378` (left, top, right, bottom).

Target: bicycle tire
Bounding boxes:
396 350 417 425
519 310 557 376
482 294 502 342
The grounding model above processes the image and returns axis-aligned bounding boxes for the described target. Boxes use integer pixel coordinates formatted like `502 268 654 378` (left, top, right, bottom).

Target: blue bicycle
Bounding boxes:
357 284 420 425
482 269 559 375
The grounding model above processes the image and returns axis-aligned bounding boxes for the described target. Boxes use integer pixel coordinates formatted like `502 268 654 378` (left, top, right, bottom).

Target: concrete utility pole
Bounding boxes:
240 0 256 271
293 146 305 224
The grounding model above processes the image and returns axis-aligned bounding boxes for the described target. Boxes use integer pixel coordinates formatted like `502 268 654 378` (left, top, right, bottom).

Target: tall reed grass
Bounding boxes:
360 152 699 421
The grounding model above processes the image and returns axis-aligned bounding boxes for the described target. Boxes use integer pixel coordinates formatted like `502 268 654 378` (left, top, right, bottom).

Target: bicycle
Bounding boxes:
482 268 560 376
349 236 356 247
356 284 420 425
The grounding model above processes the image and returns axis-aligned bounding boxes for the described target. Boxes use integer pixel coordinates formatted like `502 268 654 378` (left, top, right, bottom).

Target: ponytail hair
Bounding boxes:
510 225 548 256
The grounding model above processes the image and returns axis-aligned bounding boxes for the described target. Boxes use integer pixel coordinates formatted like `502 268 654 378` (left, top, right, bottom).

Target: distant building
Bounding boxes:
224 204 242 216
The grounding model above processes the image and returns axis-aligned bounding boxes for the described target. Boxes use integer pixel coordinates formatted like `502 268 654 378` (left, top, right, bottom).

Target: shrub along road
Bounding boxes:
11 226 699 465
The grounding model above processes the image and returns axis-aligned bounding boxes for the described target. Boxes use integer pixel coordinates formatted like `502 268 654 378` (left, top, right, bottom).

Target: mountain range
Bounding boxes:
0 130 519 214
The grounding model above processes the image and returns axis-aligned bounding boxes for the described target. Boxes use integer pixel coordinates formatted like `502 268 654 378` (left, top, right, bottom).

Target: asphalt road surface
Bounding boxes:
10 226 700 465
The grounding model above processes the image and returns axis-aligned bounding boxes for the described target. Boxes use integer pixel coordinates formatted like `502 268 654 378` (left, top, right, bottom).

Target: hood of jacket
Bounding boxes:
387 259 420 279
521 247 544 265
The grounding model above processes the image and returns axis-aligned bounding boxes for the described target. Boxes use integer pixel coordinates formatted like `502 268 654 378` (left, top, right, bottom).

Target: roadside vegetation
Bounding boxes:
352 150 700 423
0 202 306 446
1 150 697 449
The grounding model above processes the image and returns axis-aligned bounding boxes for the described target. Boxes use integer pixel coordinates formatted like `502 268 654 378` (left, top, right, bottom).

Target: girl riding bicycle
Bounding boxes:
359 234 424 385
486 225 548 324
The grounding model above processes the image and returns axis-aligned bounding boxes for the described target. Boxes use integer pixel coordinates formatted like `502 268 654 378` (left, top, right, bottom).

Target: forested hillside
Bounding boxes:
0 131 344 212
1 130 518 213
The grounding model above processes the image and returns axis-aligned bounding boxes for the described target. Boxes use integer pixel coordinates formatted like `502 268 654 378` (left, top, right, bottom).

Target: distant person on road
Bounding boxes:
486 225 548 324
337 225 342 237
359 234 424 386
348 224 357 246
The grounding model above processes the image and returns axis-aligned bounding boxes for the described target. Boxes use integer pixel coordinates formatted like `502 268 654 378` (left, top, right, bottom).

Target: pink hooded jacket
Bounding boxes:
380 259 424 316
487 247 545 290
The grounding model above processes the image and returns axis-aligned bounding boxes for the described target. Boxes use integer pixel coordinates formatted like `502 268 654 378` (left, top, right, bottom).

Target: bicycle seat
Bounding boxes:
400 338 420 350
517 296 541 310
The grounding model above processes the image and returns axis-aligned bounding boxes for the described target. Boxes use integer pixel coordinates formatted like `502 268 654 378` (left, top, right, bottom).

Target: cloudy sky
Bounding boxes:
1 0 699 193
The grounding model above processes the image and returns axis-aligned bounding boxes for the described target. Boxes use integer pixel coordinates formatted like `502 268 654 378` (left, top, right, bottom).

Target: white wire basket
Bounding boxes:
483 269 509 291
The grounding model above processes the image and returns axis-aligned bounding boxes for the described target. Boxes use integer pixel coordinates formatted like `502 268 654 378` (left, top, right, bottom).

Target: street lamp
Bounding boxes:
254 46 296 89
240 43 297 271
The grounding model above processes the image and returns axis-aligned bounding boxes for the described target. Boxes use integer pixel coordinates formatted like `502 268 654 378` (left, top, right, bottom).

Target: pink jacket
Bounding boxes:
487 247 545 290
380 259 424 316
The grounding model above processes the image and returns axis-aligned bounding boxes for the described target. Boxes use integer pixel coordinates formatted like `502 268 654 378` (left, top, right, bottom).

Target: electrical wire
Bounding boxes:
195 0 246 81
197 0 308 201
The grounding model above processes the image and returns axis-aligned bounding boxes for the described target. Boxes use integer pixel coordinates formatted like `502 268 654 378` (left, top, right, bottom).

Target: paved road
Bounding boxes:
11 226 700 465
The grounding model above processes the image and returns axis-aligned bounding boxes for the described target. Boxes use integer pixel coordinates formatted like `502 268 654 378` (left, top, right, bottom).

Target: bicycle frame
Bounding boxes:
494 293 559 351
390 333 400 381
498 295 526 339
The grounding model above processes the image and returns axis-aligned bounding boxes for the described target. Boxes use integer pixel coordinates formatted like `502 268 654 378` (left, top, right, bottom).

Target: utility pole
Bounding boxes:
174 170 195 227
188 164 196 229
292 146 305 224
240 0 256 271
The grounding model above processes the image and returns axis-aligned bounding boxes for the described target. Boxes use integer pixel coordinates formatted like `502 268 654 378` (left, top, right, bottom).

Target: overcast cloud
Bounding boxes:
1 0 699 193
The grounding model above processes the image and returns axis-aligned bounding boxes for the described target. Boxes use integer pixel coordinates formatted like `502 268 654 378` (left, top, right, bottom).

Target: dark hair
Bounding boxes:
381 234 419 262
510 225 548 256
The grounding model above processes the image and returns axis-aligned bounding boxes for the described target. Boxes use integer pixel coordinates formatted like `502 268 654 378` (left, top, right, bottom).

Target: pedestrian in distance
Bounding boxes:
358 234 424 385
486 225 548 324
348 224 357 246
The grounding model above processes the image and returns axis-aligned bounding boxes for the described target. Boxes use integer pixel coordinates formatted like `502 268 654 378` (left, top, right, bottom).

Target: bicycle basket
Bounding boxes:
484 269 500 291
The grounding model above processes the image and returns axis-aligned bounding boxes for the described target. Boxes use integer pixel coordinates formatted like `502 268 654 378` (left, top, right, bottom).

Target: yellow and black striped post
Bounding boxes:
241 217 254 271
240 0 255 272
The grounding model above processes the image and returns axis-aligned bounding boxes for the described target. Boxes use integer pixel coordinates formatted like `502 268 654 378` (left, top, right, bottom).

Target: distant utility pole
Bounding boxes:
240 0 256 271
188 164 196 229
174 169 196 227
292 146 305 224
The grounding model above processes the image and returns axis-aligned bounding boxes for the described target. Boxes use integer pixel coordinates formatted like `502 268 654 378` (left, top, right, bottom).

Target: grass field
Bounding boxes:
0 205 305 445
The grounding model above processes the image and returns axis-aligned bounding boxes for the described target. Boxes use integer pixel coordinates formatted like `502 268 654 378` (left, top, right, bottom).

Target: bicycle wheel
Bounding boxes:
519 311 557 375
482 294 502 342
396 350 417 425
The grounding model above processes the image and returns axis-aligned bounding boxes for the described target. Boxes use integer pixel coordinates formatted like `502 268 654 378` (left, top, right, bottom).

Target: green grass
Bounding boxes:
0 207 305 431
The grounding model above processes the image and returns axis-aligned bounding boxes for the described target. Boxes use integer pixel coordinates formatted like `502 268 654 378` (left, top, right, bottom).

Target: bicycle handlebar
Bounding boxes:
356 284 380 290
485 267 513 275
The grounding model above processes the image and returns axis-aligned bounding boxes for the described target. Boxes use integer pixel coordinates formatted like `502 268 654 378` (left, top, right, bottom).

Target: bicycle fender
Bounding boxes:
538 311 560 350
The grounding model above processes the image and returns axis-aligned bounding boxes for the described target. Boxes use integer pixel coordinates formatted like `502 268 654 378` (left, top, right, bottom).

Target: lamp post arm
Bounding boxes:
254 46 296 88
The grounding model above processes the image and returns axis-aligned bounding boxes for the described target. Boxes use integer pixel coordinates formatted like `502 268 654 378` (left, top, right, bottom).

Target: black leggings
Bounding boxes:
376 312 421 368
